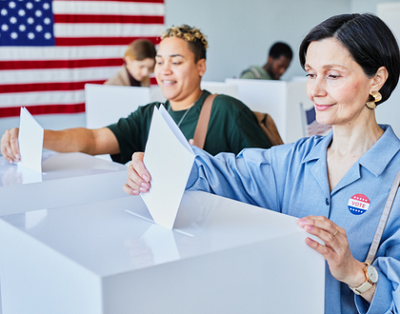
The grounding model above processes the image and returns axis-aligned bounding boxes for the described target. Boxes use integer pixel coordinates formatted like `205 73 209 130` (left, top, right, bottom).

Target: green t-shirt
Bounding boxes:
107 90 272 164
240 66 272 80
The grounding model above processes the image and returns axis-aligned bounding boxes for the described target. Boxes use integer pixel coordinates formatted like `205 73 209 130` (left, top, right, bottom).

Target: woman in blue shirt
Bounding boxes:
125 14 400 314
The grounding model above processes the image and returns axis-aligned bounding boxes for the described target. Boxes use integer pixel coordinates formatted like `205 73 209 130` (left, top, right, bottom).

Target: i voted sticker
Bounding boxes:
348 194 370 215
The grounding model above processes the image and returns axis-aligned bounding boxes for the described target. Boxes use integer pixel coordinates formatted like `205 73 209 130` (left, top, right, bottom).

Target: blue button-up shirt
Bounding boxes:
187 125 400 314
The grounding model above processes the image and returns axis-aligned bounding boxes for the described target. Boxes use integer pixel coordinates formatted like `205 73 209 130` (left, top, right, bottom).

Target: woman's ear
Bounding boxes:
197 59 206 77
371 66 389 92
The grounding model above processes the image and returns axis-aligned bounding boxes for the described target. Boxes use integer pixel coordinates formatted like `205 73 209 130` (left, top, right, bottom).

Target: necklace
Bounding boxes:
168 104 193 127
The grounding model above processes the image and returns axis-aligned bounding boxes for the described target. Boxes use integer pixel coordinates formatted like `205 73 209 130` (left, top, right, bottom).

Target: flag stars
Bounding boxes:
19 24 26 31
10 32 18 39
10 16 17 24
44 17 50 24
36 25 42 32
1 24 8 31
44 32 51 39
26 2 33 9
35 10 42 17
27 32 34 39
43 3 49 9
18 9 25 16
27 17 34 24
9 1 16 8
1 9 7 15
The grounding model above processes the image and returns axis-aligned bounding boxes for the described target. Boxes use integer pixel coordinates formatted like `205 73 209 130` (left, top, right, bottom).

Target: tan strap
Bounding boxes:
192 94 217 149
253 111 284 146
365 168 400 265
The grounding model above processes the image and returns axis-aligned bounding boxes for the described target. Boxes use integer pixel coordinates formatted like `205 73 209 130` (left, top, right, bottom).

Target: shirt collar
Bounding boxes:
302 125 400 177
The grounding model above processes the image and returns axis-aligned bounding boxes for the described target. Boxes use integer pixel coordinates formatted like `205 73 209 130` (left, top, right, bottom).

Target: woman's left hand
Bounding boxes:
297 215 366 286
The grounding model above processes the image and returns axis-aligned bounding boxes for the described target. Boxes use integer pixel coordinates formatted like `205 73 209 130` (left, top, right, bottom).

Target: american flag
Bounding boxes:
0 0 164 118
304 105 332 137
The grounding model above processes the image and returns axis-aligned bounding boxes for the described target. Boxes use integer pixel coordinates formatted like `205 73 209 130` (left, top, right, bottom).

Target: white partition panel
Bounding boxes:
201 81 238 98
226 79 313 144
85 84 151 129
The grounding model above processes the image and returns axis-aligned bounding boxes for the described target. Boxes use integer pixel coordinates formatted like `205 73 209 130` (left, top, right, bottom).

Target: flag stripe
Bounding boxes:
53 0 164 2
0 46 127 60
53 1 164 16
55 36 161 46
0 59 123 70
0 90 85 108
2 67 120 84
54 24 164 37
0 103 86 118
0 80 105 94
54 14 164 24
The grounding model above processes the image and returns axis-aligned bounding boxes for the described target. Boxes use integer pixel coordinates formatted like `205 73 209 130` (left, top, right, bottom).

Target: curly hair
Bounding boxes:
161 25 208 62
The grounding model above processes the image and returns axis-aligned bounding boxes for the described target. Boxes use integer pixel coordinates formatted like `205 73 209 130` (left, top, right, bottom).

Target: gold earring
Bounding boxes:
366 91 382 110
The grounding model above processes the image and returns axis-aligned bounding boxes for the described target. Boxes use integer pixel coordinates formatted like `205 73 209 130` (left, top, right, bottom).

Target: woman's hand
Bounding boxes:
297 215 373 299
123 152 151 195
1 128 21 164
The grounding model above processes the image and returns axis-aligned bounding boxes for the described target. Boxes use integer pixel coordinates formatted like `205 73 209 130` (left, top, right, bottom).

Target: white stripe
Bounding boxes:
53 1 165 16
1 67 121 84
0 90 85 107
0 46 127 61
54 23 164 37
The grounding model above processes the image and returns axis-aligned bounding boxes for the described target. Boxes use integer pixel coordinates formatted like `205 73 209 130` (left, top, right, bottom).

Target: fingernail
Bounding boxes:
132 190 140 195
141 182 149 188
298 218 307 226
139 187 147 193
305 225 314 231
143 174 148 181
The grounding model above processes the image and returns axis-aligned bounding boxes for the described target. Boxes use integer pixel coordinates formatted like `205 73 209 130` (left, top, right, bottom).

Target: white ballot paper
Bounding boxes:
18 107 44 173
141 105 195 229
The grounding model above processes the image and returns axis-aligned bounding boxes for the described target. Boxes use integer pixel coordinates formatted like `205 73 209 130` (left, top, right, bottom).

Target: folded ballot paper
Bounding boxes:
140 105 195 229
18 107 44 173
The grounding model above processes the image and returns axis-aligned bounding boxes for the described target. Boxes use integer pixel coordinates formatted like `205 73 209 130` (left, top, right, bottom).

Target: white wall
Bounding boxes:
165 0 351 82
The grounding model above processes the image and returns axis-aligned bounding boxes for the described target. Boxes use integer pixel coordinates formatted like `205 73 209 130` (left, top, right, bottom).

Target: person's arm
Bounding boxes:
1 127 119 163
298 215 400 313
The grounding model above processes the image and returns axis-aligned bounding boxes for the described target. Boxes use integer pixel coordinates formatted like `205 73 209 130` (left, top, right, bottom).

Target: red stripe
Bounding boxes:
0 80 105 94
150 77 157 85
54 14 164 24
0 59 123 70
55 36 161 46
0 104 85 118
53 0 164 2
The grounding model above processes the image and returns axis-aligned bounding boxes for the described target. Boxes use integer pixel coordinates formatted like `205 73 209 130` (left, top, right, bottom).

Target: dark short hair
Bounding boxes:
299 13 400 105
269 42 293 60
161 25 208 62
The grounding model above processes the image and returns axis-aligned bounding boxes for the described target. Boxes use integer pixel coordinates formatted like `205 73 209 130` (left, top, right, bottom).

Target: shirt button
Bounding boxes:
326 198 330 205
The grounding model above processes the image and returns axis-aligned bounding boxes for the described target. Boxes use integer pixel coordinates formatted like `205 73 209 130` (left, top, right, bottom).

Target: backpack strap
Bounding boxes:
253 111 284 146
192 94 217 150
365 168 400 265
240 67 262 79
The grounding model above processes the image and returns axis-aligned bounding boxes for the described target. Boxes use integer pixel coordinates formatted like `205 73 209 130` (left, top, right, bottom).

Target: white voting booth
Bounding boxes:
226 78 313 144
0 191 325 314
0 152 129 216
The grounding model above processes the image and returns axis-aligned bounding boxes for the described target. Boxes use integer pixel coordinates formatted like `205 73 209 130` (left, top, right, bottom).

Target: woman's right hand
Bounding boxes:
0 128 21 164
123 152 151 195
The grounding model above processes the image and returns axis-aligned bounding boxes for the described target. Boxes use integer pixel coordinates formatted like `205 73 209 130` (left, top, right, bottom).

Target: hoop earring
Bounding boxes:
366 91 382 110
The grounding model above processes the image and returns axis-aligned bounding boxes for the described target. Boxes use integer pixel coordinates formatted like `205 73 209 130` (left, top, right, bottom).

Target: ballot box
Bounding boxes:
0 191 325 314
0 152 129 216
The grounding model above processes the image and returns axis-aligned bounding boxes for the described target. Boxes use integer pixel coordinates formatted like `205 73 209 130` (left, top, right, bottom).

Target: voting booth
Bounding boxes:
225 78 313 144
0 152 129 216
0 191 325 314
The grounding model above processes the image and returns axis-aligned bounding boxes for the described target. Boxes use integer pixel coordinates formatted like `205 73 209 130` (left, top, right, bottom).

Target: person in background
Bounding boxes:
1 25 272 165
240 42 292 80
104 39 156 87
125 14 400 314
